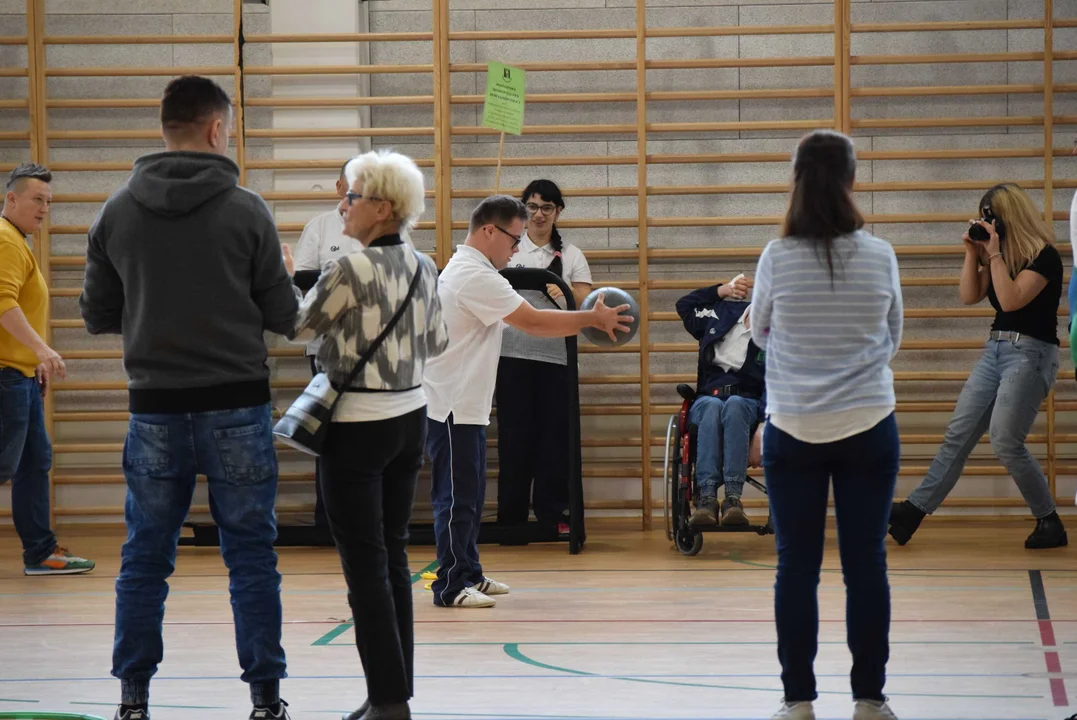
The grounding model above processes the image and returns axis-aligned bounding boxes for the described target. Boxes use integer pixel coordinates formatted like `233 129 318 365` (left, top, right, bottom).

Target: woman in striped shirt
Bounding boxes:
750 130 903 720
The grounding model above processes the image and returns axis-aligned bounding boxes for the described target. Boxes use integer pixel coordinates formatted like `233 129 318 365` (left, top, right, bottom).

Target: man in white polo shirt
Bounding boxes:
292 161 361 528
423 195 631 609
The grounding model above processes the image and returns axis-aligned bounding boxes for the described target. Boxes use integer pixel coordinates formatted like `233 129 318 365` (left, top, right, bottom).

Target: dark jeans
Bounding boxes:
763 413 899 703
320 408 426 706
111 403 286 707
494 357 571 525
427 414 486 605
0 366 56 566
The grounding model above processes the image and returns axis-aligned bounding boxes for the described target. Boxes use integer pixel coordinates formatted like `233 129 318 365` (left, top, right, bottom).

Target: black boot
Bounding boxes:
343 701 369 720
888 500 925 546
1025 512 1068 549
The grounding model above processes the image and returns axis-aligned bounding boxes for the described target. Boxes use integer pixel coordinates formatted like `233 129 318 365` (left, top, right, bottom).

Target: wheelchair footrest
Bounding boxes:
689 523 774 536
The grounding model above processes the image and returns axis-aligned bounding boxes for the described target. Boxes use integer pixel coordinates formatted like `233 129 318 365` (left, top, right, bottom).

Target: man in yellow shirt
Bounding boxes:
0 163 94 575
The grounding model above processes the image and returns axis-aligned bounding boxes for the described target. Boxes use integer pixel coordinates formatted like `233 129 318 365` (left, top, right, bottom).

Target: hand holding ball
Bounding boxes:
580 286 639 347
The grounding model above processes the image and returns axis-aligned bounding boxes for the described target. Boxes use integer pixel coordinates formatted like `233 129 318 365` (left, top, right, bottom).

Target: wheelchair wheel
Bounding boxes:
674 524 703 556
662 414 678 541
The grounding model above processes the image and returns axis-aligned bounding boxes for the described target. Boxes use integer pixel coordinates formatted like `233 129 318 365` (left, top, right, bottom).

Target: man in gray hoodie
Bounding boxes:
79 76 296 720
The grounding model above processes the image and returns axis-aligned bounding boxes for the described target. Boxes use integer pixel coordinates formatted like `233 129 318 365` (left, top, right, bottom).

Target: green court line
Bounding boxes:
726 551 1061 580
0 700 39 704
501 643 1044 700
75 702 223 710
312 559 438 647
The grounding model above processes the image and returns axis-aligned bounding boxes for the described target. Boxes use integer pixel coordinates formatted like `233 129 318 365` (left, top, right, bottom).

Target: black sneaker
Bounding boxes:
114 707 150 720
888 500 924 546
689 496 718 526
1025 512 1068 549
251 700 290 720
343 700 370 720
721 496 749 526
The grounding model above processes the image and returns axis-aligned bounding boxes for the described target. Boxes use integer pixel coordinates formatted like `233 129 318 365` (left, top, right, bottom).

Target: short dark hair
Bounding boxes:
469 195 528 233
781 130 864 283
160 75 232 134
6 162 52 191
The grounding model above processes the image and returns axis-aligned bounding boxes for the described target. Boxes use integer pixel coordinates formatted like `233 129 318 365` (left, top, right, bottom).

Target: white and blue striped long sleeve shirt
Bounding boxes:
750 231 903 422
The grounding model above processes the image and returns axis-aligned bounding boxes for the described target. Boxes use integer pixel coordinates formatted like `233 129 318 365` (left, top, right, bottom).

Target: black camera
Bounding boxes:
968 207 1005 243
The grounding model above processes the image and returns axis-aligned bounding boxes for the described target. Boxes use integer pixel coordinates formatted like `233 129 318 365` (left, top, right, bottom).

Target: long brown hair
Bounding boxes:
781 130 865 282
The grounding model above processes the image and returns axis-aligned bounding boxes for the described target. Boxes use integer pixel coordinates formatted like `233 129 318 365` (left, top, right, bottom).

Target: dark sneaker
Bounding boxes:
114 707 150 720
887 500 924 546
251 700 290 720
343 701 369 720
1025 512 1068 549
689 496 718 526
721 496 749 526
353 703 411 720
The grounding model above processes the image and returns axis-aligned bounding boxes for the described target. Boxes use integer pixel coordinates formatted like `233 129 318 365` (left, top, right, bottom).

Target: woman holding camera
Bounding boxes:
889 183 1066 550
292 149 448 720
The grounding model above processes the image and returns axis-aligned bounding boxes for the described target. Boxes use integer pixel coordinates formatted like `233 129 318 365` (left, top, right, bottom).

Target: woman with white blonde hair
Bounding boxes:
889 183 1066 549
289 149 449 720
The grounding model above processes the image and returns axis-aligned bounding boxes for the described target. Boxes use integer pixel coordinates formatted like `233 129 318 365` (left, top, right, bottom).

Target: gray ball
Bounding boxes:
579 286 640 347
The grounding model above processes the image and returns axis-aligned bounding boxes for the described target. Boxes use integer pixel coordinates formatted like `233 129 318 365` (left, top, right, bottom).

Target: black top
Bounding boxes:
986 243 1062 345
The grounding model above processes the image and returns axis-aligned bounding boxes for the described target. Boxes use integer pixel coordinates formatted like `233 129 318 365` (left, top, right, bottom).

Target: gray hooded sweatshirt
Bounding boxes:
79 151 299 413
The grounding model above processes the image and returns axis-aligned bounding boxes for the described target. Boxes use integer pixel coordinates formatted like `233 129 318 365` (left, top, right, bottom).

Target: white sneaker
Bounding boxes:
449 586 495 608
473 576 510 595
772 701 816 720
853 700 897 720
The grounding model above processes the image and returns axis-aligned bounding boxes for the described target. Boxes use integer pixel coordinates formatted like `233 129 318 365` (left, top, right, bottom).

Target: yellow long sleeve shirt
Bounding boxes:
0 216 47 377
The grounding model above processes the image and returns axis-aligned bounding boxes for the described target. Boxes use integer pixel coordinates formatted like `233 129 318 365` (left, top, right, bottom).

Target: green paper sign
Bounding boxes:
481 61 526 136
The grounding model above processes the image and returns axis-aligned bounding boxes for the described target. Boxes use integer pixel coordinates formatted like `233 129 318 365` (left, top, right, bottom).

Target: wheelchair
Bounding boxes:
663 383 774 556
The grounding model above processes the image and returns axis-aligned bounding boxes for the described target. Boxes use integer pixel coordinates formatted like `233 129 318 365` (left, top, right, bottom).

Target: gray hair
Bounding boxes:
6 162 52 191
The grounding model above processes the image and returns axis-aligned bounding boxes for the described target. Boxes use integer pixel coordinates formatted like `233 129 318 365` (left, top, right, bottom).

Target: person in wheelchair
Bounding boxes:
675 274 765 527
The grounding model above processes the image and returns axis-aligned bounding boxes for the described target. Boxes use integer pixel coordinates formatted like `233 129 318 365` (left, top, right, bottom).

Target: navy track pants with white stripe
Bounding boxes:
427 414 486 605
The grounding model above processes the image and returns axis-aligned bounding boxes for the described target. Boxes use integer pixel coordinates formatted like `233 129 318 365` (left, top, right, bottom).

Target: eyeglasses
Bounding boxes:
345 191 382 206
493 224 522 248
525 202 558 216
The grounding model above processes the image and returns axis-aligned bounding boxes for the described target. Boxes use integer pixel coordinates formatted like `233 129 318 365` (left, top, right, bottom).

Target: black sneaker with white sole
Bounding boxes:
114 707 149 720
250 700 290 719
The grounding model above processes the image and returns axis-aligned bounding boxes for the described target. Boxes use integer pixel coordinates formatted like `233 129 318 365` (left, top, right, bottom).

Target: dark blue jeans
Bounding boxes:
0 366 56 566
688 394 762 499
427 414 486 606
763 413 899 703
111 403 287 706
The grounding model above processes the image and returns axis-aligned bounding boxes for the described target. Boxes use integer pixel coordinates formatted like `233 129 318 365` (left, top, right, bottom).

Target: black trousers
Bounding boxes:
494 357 571 525
310 355 328 527
319 407 426 705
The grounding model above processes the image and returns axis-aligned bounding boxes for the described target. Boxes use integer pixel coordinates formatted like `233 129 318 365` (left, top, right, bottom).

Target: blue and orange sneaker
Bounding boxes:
24 547 95 576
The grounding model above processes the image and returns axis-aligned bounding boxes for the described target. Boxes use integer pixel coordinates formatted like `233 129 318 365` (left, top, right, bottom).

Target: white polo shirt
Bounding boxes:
293 208 362 272
501 233 592 365
710 306 752 372
422 245 525 426
293 208 362 356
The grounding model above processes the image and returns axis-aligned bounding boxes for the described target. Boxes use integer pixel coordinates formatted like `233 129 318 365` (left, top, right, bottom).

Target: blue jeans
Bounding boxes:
0 367 56 566
764 413 899 703
111 403 286 706
427 414 486 605
688 394 762 499
907 337 1058 518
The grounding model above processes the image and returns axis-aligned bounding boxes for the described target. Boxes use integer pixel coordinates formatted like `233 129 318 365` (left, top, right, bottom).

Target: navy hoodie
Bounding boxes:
79 151 299 413
675 284 766 400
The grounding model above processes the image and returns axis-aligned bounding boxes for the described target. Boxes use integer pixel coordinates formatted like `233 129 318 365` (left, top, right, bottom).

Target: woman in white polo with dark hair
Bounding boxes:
495 179 592 534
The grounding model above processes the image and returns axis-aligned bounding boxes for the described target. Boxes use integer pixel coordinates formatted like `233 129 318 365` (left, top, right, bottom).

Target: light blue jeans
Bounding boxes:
907 336 1058 518
688 394 762 500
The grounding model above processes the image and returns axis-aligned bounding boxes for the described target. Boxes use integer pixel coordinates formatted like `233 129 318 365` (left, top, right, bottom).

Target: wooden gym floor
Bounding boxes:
0 519 1075 720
